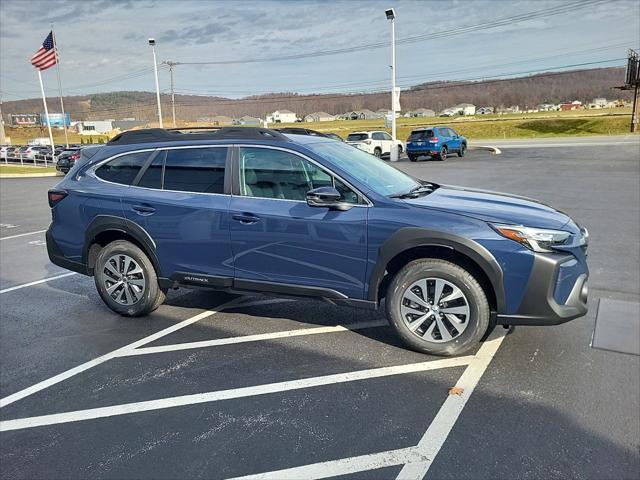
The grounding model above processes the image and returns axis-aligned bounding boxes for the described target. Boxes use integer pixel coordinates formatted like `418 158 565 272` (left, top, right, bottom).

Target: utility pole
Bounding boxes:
164 61 178 127
616 49 639 133
148 38 164 128
0 93 6 145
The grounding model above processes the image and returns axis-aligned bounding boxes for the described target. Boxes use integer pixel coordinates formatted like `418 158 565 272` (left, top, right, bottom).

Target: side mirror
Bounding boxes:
306 187 351 211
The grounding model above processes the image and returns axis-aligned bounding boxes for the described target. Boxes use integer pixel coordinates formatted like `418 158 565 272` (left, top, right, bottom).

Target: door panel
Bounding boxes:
123 147 234 278
230 146 368 299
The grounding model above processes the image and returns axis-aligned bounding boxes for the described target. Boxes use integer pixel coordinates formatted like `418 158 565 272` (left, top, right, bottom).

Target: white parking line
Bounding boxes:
0 356 472 432
120 319 389 357
229 329 507 480
0 229 47 241
0 297 283 408
0 272 77 294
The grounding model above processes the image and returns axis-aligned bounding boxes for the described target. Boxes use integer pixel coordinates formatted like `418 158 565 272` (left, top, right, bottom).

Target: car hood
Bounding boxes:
404 184 572 230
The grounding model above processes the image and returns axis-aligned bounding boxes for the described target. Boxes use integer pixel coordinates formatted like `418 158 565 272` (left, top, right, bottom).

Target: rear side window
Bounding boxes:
347 133 369 142
163 147 227 194
95 151 151 185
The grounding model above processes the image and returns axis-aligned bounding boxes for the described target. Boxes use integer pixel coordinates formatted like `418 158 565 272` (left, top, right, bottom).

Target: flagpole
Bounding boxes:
37 70 55 165
51 24 69 148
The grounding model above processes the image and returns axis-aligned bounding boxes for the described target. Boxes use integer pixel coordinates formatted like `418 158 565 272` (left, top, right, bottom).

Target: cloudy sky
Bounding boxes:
1 0 638 101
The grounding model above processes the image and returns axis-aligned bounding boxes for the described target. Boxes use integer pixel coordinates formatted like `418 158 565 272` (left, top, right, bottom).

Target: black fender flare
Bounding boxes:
367 227 506 312
83 215 161 275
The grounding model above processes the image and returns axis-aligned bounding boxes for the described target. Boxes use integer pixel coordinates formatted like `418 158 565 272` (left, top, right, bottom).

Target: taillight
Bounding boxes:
428 136 439 142
70 152 80 160
48 189 67 208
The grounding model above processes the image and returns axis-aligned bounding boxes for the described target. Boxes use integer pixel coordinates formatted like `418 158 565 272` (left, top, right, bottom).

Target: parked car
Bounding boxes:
406 127 467 161
46 127 589 356
0 146 10 159
55 147 82 174
346 131 404 158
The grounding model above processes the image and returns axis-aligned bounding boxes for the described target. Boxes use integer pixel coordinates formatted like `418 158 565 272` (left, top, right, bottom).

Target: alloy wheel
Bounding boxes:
102 254 146 305
400 277 470 342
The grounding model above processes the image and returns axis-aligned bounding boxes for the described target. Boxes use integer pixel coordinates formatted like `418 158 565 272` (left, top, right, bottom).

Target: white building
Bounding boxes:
589 98 608 109
407 108 435 118
304 112 335 122
76 120 114 135
456 103 476 115
268 110 297 123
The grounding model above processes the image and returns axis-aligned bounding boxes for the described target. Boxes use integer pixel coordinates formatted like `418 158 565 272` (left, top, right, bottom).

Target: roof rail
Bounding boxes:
107 127 290 145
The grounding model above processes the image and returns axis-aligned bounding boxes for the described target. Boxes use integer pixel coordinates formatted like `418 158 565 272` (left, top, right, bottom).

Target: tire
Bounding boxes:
458 143 466 157
94 240 166 317
398 145 403 154
385 259 490 356
438 146 447 161
408 154 417 162
373 147 382 158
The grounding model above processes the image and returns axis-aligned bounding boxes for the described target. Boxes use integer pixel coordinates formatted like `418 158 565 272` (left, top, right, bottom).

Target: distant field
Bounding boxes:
276 108 635 140
4 108 635 144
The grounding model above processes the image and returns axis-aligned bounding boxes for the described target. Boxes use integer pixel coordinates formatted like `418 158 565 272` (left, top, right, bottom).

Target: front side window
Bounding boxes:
95 151 151 185
372 132 384 140
380 132 392 140
239 147 360 203
163 147 227 194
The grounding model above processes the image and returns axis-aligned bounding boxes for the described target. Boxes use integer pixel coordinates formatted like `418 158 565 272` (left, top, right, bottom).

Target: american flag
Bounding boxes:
31 31 58 71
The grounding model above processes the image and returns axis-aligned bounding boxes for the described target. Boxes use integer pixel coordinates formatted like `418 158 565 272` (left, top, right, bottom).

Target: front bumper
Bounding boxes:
496 252 589 326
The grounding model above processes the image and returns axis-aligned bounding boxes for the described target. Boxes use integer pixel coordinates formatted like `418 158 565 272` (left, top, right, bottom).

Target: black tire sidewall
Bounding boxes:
374 148 382 157
440 147 447 160
386 259 490 356
94 240 163 317
459 144 466 157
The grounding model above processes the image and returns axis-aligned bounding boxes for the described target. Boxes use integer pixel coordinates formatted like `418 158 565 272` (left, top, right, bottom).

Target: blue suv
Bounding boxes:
46 127 589 356
406 126 467 161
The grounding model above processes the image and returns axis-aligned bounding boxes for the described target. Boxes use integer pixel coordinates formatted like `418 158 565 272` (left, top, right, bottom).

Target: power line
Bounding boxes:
175 0 607 66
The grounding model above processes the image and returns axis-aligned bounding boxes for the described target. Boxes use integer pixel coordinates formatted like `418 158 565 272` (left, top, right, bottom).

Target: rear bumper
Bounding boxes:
406 145 440 155
46 226 89 275
497 252 588 326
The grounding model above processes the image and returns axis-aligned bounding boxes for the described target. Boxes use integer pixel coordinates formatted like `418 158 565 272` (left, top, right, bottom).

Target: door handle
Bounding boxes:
232 213 261 224
131 204 156 215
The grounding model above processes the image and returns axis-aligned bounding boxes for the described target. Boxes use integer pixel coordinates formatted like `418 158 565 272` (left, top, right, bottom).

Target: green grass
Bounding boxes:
276 109 636 140
0 165 57 174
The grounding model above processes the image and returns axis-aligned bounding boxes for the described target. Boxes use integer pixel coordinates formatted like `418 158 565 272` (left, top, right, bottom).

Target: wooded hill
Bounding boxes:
2 67 631 122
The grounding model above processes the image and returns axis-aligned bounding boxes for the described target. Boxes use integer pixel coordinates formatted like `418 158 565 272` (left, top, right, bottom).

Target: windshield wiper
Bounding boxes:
389 183 436 199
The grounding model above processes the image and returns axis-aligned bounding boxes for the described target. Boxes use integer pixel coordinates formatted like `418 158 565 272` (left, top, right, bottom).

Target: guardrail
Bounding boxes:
1 152 57 167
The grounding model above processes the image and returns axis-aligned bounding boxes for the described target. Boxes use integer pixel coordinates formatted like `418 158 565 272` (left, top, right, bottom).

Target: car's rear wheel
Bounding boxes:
438 146 447 161
458 143 466 157
386 259 490 356
374 147 382 158
408 154 417 162
94 240 165 317
398 145 403 153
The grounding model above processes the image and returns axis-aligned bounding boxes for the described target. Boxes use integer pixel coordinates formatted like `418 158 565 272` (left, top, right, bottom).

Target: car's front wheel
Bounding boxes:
386 259 490 356
458 143 466 157
94 240 166 317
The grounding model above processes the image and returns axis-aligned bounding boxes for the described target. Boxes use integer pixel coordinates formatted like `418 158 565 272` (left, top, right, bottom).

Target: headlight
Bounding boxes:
492 224 571 253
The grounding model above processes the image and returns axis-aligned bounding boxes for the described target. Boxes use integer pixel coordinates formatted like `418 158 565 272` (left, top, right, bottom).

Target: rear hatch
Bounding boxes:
346 133 370 147
407 129 436 148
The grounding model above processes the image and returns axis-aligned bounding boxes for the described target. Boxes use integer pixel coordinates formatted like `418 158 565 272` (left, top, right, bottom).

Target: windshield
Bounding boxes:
306 141 419 196
347 133 368 142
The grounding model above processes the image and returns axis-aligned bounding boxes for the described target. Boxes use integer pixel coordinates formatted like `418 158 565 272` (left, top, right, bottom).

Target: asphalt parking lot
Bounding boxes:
1 139 639 479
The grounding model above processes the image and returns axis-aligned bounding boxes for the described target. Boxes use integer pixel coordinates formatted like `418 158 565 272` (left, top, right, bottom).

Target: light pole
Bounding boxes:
149 38 163 128
386 8 398 162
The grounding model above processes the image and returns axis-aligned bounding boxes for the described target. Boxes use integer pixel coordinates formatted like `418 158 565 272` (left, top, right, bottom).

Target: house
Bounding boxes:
456 103 476 115
538 103 558 111
343 109 378 120
304 112 335 122
76 120 114 135
559 101 582 111
589 98 608 109
233 116 262 126
268 110 296 123
407 108 435 118
439 107 458 117
476 107 494 115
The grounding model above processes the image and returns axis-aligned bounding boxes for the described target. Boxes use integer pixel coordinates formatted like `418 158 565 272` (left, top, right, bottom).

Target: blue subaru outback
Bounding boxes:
46 127 589 356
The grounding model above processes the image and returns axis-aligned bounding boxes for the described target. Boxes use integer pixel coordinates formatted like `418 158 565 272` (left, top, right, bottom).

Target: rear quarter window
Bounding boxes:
95 151 151 185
